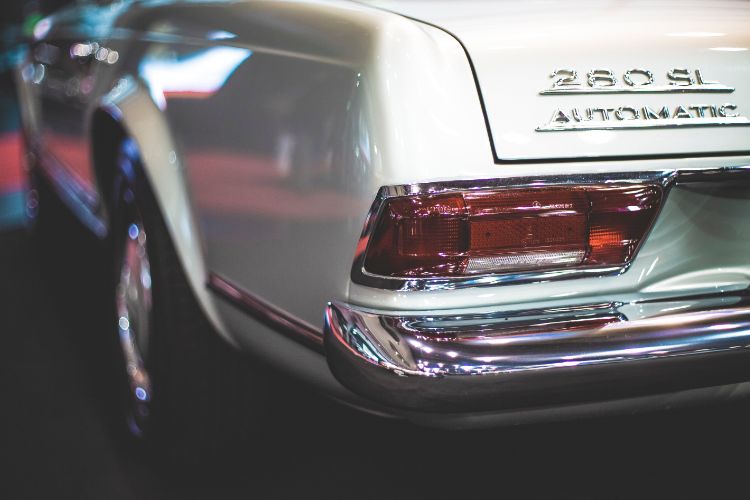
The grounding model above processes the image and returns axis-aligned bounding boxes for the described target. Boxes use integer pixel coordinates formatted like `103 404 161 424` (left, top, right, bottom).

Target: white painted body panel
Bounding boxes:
17 0 750 411
106 81 232 344
362 0 750 160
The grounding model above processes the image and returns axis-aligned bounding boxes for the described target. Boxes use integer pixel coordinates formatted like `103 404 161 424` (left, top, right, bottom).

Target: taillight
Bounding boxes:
363 184 662 278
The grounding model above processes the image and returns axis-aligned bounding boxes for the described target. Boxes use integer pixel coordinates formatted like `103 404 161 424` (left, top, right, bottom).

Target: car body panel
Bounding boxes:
17 0 750 423
359 0 750 161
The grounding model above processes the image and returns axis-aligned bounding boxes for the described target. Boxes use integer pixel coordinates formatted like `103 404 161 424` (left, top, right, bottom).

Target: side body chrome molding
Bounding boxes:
207 273 325 352
35 148 107 238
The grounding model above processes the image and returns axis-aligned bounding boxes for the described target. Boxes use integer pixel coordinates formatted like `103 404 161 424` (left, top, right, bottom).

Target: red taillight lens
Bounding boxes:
363 184 662 278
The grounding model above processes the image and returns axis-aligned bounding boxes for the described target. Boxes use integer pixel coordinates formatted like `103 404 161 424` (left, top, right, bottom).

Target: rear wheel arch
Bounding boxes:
89 94 233 347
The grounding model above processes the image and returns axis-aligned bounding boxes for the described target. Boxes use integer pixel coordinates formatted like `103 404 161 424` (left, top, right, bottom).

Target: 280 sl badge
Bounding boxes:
536 67 750 132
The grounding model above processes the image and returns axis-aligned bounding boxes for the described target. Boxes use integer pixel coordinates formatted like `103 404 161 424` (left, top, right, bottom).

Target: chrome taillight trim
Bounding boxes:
351 165 750 291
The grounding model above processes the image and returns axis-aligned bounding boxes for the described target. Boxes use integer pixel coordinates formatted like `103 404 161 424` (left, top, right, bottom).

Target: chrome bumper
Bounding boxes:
324 292 750 413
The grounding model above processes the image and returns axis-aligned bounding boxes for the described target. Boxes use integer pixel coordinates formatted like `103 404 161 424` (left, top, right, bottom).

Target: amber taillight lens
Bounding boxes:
363 184 662 278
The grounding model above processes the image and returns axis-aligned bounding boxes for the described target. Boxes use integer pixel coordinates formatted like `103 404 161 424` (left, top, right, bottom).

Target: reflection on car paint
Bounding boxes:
0 85 24 229
139 46 252 110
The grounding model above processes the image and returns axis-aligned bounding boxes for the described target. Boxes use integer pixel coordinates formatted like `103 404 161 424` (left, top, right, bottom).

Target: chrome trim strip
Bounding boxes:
207 273 325 352
536 116 750 132
351 165 750 291
674 164 750 183
540 84 735 95
36 149 106 238
324 292 750 412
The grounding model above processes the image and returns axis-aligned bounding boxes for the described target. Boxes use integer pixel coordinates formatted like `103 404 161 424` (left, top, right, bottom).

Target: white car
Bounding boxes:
17 0 750 454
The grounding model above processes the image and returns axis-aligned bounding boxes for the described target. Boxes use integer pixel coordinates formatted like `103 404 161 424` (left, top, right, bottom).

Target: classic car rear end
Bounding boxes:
16 0 750 448
323 0 750 424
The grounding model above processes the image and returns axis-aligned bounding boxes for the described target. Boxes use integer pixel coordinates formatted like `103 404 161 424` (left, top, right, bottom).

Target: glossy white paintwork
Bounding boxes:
362 0 750 160
103 78 232 345
17 0 750 406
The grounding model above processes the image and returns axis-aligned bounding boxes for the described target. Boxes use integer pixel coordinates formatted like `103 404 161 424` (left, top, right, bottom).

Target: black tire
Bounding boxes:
110 138 269 465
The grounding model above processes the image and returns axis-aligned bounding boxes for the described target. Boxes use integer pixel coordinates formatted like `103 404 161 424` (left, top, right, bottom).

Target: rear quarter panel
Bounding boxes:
109 0 491 329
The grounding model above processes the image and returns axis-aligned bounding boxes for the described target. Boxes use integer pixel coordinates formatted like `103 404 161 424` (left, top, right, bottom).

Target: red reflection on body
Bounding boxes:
186 151 361 220
44 133 95 191
0 132 22 193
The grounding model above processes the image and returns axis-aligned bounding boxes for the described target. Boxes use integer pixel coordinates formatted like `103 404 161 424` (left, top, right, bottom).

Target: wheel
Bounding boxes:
109 138 269 463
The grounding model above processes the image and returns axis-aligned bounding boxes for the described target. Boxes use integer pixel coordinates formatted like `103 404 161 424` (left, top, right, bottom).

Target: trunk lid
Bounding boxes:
362 0 750 161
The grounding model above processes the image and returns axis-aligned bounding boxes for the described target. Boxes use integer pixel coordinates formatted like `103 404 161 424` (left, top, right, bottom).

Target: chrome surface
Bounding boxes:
541 68 735 94
34 146 106 238
207 273 325 352
586 68 617 88
540 84 735 95
115 221 153 434
325 292 750 412
536 114 750 132
538 66 746 131
623 68 655 88
351 165 750 291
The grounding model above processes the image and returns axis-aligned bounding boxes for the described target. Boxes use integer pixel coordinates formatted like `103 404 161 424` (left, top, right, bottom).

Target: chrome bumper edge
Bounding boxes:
324 293 750 413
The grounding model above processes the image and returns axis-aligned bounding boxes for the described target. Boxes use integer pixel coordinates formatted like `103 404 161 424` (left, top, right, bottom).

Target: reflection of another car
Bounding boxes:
16 0 750 456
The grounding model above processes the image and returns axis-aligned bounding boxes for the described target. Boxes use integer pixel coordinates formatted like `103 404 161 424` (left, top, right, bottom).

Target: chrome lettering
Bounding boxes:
623 69 654 87
615 107 639 120
590 108 612 120
643 106 670 119
550 109 571 123
695 69 719 85
667 68 695 86
541 68 734 94
538 103 748 131
719 104 739 117
587 69 617 87
689 105 712 117
571 108 593 121
550 69 581 88
672 105 692 118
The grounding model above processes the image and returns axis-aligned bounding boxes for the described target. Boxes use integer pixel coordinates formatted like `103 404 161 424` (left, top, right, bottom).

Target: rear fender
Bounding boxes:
94 79 232 345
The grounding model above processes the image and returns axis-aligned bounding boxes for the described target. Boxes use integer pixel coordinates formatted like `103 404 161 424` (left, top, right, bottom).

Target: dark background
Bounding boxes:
1 2 749 498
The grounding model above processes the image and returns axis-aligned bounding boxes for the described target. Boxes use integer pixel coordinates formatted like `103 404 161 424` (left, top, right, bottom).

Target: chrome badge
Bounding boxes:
536 67 750 132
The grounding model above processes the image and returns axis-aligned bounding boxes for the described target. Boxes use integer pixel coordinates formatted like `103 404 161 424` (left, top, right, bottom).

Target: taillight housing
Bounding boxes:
362 184 662 278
